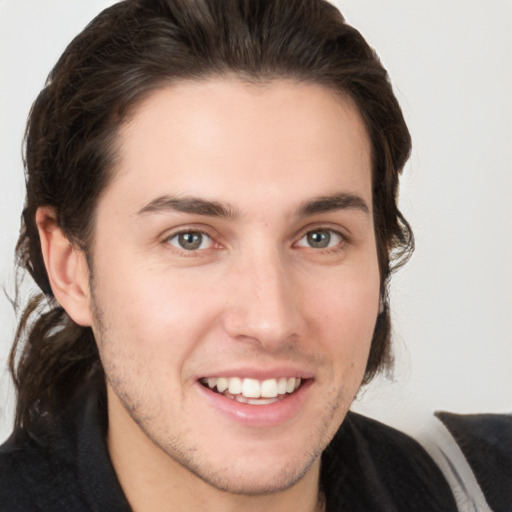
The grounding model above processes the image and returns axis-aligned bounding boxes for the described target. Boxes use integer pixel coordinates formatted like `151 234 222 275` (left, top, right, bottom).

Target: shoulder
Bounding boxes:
0 377 130 512
436 411 512 512
0 378 103 511
0 423 88 511
337 411 453 478
322 412 457 511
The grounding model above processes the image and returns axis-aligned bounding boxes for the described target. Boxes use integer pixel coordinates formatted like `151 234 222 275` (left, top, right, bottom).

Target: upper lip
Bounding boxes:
196 366 315 381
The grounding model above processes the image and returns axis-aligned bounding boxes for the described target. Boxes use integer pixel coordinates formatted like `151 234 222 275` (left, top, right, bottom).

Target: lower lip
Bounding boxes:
196 380 312 427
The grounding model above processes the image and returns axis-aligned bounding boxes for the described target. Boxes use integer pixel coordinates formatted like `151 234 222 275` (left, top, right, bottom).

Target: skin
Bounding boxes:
39 78 380 512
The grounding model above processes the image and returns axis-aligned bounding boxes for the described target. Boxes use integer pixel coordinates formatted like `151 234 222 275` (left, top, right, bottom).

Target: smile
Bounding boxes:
200 377 302 405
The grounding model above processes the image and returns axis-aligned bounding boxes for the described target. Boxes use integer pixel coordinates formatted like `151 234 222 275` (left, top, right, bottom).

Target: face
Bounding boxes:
86 79 380 495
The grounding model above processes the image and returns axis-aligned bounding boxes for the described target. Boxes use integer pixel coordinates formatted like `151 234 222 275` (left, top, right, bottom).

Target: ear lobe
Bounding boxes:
36 207 93 327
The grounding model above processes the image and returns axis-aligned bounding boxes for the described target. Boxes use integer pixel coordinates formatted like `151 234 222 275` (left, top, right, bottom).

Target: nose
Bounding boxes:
222 246 303 350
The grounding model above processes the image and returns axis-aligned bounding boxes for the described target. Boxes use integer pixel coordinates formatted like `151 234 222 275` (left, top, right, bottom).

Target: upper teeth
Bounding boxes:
204 377 301 399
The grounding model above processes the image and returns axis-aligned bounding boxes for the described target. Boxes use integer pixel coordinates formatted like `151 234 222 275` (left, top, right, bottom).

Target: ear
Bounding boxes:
36 207 93 326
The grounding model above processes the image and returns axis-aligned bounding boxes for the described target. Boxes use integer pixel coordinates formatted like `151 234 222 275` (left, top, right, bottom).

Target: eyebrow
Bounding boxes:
137 195 240 219
297 192 370 217
136 191 370 220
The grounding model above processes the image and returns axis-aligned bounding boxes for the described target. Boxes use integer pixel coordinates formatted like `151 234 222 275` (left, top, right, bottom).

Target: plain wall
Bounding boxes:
1 0 510 443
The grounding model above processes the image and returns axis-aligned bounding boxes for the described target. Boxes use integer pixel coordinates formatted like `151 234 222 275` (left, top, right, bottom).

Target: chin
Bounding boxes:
177 451 320 496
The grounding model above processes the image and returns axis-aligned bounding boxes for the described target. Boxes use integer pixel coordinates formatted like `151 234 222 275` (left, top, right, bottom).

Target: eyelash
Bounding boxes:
295 228 345 252
164 229 215 254
163 227 347 255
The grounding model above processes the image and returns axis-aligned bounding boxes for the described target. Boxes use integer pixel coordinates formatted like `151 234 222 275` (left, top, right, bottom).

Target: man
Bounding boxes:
0 1 508 511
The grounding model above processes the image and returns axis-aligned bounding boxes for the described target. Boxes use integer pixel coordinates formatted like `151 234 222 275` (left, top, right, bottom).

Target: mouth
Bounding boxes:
200 376 303 405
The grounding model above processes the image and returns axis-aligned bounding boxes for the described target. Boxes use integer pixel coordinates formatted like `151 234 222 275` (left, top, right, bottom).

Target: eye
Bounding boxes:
167 231 213 251
296 229 343 249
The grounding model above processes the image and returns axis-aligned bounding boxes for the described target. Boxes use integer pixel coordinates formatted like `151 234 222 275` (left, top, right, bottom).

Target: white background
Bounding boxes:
0 0 510 443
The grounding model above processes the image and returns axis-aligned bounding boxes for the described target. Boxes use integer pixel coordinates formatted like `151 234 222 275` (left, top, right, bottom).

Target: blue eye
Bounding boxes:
297 229 342 249
167 231 213 251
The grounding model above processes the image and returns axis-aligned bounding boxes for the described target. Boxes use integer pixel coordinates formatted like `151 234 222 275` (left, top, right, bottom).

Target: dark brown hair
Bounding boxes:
10 0 413 431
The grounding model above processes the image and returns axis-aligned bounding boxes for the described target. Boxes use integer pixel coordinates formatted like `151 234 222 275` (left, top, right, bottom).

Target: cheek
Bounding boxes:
305 268 379 360
92 260 222 365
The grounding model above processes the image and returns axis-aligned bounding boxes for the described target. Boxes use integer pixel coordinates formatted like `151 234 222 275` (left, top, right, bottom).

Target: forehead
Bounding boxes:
103 78 372 216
